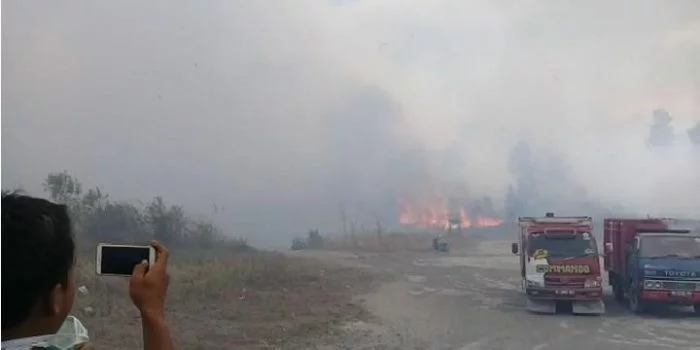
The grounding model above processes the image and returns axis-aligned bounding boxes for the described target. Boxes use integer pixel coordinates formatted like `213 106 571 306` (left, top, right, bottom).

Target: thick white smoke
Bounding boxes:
3 0 699 243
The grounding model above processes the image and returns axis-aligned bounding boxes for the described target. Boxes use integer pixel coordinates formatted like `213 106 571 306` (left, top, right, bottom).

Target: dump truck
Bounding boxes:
603 218 700 314
511 213 605 314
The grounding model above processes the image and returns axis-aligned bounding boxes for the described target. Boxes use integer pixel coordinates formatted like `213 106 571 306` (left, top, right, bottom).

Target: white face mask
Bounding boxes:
46 315 90 349
1 316 89 350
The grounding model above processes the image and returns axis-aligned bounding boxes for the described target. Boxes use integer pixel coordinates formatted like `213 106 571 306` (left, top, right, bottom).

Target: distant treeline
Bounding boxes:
2 171 249 250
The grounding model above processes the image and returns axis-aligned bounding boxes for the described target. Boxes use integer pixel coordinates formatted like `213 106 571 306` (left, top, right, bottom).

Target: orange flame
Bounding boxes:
398 199 502 230
475 216 502 228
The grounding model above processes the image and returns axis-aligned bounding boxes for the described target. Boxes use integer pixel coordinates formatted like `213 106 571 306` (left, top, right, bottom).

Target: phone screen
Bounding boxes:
100 246 150 276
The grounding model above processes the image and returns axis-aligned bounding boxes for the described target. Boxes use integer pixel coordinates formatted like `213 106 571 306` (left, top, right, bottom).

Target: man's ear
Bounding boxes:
48 283 68 316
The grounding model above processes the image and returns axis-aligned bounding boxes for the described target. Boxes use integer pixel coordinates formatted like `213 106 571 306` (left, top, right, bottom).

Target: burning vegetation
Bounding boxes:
398 196 503 230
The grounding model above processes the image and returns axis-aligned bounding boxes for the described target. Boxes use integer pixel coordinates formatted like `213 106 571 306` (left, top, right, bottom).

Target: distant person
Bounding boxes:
2 193 176 350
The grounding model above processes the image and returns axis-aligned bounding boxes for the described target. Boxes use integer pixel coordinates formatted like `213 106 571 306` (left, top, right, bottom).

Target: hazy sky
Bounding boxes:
3 0 699 243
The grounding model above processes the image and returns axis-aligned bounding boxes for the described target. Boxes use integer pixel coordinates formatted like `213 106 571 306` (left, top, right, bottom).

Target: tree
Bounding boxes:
190 220 219 248
506 141 539 215
688 121 700 146
81 187 108 213
646 108 675 147
145 196 171 245
84 202 146 243
2 186 25 196
507 141 538 194
42 171 87 233
34 171 228 248
504 185 522 220
307 229 324 249
145 196 189 246
43 171 82 203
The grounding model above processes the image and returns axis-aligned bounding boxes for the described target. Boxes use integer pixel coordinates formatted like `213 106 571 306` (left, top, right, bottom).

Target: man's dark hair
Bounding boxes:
2 193 76 330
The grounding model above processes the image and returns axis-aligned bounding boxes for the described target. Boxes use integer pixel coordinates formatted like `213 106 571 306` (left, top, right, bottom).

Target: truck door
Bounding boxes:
626 237 640 286
520 247 526 279
520 232 526 287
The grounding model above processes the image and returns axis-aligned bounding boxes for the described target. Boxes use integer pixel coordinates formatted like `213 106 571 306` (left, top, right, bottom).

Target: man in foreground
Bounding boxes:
2 193 176 349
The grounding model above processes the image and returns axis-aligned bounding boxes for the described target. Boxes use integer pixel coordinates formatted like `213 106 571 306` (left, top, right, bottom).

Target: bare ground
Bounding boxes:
74 249 377 349
75 234 700 349
298 236 700 350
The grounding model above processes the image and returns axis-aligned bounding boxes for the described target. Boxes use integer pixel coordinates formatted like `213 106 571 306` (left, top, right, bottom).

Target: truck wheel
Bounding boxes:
628 288 645 314
612 281 624 303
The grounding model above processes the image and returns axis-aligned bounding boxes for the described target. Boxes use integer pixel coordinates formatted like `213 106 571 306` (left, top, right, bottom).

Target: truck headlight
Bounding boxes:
584 277 601 288
526 280 542 288
643 280 663 290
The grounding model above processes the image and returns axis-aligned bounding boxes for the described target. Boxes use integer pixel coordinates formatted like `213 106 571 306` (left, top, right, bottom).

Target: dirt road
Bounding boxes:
298 237 700 350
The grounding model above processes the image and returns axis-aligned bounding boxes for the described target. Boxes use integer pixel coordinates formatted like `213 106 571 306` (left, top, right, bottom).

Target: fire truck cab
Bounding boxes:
511 213 605 314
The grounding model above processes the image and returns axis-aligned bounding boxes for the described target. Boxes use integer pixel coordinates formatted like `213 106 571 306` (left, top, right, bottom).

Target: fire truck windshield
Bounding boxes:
527 232 597 258
639 235 700 259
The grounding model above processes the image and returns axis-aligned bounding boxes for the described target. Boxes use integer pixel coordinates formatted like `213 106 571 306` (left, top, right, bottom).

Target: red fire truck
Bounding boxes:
511 213 604 314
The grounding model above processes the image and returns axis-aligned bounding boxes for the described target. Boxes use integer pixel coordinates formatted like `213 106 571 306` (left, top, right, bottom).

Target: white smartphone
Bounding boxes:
95 243 156 276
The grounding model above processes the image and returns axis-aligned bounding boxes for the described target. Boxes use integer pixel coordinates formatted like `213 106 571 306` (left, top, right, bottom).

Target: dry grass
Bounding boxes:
320 232 433 253
74 247 375 349
320 232 467 253
310 230 489 257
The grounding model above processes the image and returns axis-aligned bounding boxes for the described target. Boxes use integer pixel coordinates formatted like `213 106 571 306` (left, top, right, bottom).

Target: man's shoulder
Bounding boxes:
1 335 51 349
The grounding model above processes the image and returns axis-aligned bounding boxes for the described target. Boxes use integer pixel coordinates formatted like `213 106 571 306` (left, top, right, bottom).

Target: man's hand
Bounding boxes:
130 241 170 317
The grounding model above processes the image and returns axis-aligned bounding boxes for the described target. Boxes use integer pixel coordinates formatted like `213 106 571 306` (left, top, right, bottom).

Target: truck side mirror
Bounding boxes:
511 242 519 255
604 242 613 254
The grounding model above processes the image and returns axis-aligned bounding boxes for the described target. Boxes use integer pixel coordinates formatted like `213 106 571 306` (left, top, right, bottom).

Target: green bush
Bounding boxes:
4 171 243 249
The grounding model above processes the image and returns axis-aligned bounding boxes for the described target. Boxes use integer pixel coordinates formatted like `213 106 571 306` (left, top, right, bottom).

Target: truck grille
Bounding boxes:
661 281 697 291
545 276 585 288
